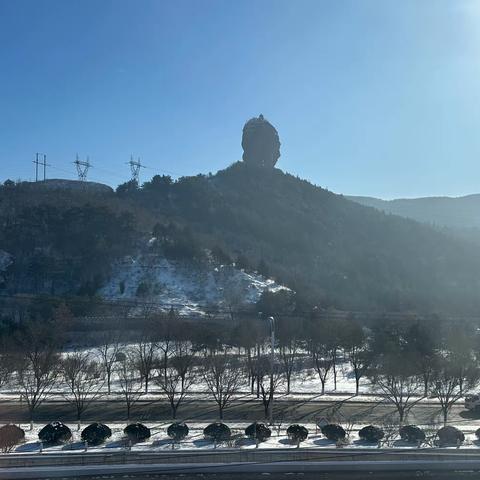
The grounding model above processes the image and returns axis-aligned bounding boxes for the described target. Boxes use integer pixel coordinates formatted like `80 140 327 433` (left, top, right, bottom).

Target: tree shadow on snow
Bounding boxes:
151 438 173 448
313 438 336 447
105 439 129 449
15 442 42 453
278 438 295 446
62 441 85 451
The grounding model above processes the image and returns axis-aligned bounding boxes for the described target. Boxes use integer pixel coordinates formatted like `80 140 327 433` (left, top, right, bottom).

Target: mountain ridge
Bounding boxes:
2 163 480 314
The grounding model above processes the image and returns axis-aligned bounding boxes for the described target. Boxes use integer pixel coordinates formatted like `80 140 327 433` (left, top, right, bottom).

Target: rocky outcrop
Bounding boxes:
242 114 280 168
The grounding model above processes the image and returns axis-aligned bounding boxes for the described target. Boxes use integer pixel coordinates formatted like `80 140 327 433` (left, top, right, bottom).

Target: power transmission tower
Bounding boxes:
33 153 49 181
73 155 91 181
127 155 145 183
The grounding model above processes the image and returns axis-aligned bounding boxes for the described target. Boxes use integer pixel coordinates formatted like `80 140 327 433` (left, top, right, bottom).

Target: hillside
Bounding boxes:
349 194 480 230
2 164 480 314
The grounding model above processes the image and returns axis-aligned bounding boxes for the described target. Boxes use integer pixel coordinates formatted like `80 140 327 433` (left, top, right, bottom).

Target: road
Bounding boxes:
0 396 476 425
4 459 480 479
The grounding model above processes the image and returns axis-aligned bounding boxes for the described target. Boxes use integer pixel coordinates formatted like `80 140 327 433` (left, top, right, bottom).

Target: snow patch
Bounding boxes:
100 255 288 315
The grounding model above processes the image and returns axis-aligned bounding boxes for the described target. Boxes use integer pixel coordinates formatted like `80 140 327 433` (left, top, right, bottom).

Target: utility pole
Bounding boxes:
127 156 145 183
74 155 91 181
33 153 48 181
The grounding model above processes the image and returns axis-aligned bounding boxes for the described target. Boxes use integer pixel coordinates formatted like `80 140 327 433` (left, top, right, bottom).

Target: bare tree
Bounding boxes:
310 345 333 395
61 352 104 428
369 356 422 424
343 322 370 395
279 341 299 395
0 353 14 390
203 351 243 420
96 331 122 395
157 309 176 384
156 341 196 419
15 320 60 427
255 355 284 419
132 338 157 393
116 354 143 421
430 355 479 425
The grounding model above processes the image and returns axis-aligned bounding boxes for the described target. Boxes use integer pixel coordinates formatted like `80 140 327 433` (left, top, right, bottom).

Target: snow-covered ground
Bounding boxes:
100 254 287 315
9 421 480 454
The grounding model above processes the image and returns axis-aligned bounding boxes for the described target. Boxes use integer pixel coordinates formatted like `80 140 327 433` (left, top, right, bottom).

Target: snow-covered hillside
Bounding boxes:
101 253 288 315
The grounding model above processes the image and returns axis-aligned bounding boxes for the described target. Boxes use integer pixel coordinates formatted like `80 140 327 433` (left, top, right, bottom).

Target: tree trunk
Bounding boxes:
107 370 112 395
332 350 337 390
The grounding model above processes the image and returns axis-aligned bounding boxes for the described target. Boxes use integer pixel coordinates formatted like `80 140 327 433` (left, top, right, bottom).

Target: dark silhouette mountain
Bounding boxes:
349 194 480 230
2 164 480 314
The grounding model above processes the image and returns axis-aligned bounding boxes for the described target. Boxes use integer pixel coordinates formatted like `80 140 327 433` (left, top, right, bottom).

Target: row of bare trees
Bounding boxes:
2 307 480 427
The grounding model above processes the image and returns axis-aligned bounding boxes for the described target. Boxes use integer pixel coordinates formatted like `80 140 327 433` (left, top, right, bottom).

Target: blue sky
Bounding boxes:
1 0 480 198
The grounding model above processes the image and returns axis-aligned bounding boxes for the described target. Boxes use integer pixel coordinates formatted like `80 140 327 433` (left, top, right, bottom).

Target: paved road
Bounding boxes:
4 460 480 479
0 396 476 425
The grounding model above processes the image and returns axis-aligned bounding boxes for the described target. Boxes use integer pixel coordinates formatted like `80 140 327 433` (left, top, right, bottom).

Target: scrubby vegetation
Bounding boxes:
245 423 271 442
399 425 425 444
203 423 231 443
124 423 151 443
437 426 464 446
167 422 189 441
38 422 72 444
321 424 346 442
0 424 24 452
81 423 112 445
287 424 308 444
358 426 384 443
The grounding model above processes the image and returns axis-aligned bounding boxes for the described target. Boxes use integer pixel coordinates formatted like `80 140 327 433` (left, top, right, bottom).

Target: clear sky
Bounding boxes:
1 0 480 198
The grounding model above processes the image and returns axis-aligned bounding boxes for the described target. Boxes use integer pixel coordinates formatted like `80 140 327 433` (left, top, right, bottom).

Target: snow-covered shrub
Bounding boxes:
399 425 425 444
38 422 72 444
437 426 464 446
203 423 231 442
167 422 189 441
245 422 271 442
287 424 309 444
0 424 25 452
81 423 112 446
321 424 346 442
124 423 151 443
358 425 384 443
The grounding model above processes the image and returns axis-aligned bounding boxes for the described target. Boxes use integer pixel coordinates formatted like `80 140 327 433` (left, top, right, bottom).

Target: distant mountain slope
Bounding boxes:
349 194 480 230
3 165 480 314
126 162 480 313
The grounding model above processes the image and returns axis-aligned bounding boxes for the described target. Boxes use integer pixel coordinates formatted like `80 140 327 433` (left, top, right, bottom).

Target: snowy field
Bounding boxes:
9 420 480 455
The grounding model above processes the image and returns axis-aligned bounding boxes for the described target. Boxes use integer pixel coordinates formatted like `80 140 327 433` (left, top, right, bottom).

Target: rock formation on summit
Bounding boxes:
241 114 280 168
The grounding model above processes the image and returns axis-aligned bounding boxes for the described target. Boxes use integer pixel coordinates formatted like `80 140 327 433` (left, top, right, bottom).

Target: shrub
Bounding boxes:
203 423 231 442
358 425 384 443
287 424 309 443
399 425 425 444
475 428 480 440
81 423 112 446
321 424 346 442
0 424 25 452
124 423 151 443
245 423 272 442
38 422 72 444
437 426 464 446
167 422 189 442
